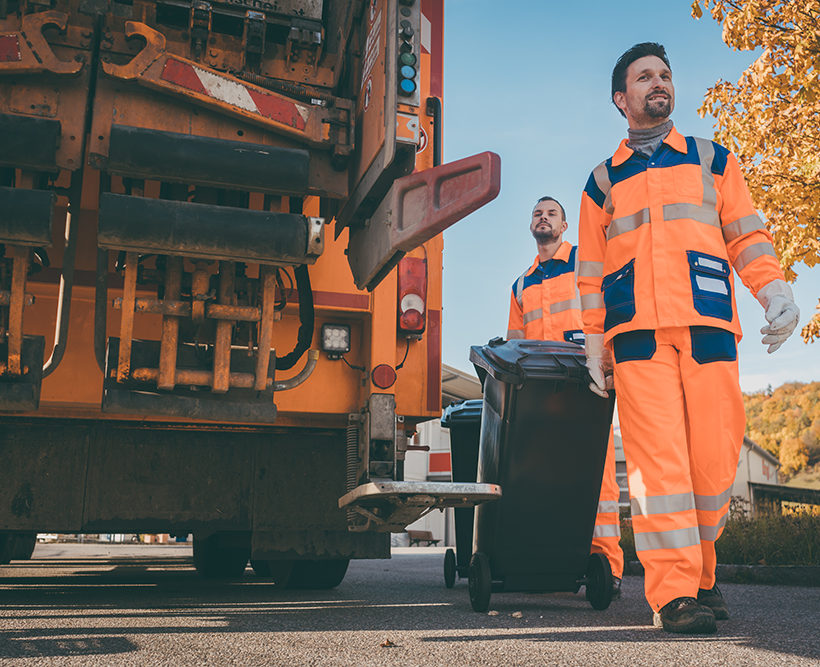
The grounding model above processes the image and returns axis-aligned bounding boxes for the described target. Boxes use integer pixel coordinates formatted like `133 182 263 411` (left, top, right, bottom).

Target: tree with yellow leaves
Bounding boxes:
692 0 820 342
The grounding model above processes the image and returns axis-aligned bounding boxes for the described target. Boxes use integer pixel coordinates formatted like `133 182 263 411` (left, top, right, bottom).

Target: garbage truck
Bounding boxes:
0 0 501 584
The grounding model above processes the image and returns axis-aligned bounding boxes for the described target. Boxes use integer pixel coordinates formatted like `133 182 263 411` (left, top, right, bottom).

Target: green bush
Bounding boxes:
618 502 820 567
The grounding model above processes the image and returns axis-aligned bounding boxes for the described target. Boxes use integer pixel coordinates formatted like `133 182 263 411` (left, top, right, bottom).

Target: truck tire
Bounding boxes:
192 535 249 578
251 559 295 587
286 559 350 589
12 534 37 561
0 534 14 565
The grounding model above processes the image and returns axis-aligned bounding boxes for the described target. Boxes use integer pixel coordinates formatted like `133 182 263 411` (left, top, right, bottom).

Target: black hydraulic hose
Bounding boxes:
93 247 108 373
275 263 313 371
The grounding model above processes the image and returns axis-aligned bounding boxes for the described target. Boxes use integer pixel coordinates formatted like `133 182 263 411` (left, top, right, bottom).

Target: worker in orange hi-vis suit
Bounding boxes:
508 196 624 598
577 43 800 635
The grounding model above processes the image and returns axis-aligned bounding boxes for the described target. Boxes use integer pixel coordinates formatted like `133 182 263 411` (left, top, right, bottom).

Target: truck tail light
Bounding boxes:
397 255 427 337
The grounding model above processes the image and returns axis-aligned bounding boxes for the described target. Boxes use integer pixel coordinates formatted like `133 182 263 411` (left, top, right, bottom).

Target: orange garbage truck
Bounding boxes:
0 0 501 583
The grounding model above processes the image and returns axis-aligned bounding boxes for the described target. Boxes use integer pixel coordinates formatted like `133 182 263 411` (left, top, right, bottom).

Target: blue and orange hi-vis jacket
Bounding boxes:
577 126 785 346
507 241 586 345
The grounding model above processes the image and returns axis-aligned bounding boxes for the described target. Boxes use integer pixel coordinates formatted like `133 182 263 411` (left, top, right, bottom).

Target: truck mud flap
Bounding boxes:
347 151 501 291
0 187 55 246
0 336 45 412
105 124 311 196
338 481 502 533
102 338 278 423
98 193 324 265
0 114 61 172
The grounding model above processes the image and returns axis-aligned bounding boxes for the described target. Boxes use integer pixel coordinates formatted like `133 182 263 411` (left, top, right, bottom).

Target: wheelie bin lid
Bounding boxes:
441 399 483 427
469 338 587 385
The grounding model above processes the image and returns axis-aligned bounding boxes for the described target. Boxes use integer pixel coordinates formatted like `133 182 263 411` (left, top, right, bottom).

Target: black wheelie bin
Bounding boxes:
440 399 483 588
467 337 616 612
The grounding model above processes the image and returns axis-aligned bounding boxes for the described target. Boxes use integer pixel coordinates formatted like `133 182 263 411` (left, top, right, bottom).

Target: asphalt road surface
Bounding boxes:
1 544 819 666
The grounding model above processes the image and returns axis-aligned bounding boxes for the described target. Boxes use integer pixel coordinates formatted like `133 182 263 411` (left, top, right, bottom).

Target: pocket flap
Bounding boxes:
602 258 635 291
687 251 730 278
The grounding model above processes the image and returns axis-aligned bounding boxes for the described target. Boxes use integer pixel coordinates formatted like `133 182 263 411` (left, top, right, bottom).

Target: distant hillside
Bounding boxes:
744 382 820 479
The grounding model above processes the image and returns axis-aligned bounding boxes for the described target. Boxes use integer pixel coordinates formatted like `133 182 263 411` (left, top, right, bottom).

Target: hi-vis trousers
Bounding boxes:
612 326 745 611
591 427 624 579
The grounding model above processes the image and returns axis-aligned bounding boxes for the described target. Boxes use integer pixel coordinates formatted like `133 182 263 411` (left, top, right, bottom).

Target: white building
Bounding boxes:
731 436 781 503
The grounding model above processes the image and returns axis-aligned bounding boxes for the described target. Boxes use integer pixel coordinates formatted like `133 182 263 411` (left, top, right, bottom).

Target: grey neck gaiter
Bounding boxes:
627 119 674 157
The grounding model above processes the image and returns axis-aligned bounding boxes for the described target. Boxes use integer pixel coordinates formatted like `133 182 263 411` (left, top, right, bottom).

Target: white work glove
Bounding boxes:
585 333 614 398
756 279 800 354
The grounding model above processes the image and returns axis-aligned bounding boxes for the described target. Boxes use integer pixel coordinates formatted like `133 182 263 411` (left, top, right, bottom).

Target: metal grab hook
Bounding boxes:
101 21 166 81
0 11 83 76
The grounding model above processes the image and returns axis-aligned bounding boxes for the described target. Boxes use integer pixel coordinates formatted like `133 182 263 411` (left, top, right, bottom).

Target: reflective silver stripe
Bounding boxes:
593 524 621 539
592 162 614 215
581 293 605 310
607 208 650 240
597 500 620 514
723 214 766 243
698 511 728 542
507 330 525 340
522 308 543 325
631 492 696 517
515 273 526 308
694 485 734 512
634 526 701 552
550 298 581 314
733 242 778 273
694 137 718 211
663 202 720 229
578 261 604 278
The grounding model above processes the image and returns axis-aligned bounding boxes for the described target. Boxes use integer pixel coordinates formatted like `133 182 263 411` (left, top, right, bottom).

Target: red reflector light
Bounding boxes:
372 364 397 389
397 255 427 336
400 309 424 332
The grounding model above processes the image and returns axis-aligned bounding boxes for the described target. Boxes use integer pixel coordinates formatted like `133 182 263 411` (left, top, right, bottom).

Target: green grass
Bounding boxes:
618 504 820 567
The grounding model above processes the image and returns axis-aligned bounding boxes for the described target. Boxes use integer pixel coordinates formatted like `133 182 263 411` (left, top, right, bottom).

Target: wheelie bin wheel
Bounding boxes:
468 552 492 612
585 552 613 610
444 548 456 588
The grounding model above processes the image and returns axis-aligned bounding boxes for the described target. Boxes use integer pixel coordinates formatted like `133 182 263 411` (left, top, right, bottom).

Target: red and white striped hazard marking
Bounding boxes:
160 57 310 130
0 35 22 62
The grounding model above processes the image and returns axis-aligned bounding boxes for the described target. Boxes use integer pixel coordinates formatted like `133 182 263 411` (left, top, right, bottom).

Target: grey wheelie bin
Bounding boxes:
467 337 616 613
440 399 483 588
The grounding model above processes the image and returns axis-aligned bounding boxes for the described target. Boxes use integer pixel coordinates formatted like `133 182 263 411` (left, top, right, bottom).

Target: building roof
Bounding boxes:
744 435 781 468
441 364 482 406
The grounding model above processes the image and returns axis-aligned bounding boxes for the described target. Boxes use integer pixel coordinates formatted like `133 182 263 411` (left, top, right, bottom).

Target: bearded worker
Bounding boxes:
508 195 625 600
577 42 800 634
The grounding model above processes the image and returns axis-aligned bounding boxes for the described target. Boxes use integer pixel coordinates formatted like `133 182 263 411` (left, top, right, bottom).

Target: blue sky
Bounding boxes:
438 0 819 393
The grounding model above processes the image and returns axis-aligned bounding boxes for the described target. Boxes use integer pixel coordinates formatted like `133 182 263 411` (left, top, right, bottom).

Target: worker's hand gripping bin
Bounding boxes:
440 399 484 588
467 338 616 613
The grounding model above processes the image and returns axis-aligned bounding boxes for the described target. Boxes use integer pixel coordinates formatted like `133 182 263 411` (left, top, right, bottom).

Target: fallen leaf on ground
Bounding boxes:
512 612 523 618
487 610 498 616
380 639 396 648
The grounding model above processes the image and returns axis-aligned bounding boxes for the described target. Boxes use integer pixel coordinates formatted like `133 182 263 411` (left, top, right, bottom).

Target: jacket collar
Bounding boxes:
612 125 687 167
526 241 573 276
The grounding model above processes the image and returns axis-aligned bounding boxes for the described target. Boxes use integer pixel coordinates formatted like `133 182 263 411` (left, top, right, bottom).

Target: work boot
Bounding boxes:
652 597 717 634
698 584 729 620
611 576 622 600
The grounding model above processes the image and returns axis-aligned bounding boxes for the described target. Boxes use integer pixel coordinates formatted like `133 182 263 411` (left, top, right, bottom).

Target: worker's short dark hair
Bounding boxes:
611 42 671 118
534 196 565 221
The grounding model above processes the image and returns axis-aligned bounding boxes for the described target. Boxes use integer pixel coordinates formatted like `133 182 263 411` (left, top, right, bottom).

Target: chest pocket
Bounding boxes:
671 164 703 201
687 251 732 322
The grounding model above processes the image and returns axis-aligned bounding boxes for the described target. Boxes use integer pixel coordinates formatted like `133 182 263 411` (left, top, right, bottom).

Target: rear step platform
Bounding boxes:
339 481 501 533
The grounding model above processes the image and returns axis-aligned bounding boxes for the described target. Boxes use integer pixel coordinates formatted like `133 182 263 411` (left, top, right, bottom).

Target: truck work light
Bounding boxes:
321 323 351 359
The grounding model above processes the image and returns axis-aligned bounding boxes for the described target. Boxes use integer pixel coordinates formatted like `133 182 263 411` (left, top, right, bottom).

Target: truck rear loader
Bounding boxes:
0 0 501 584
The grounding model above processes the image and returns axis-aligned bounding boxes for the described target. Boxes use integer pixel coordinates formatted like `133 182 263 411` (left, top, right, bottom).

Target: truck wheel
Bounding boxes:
192 535 249 578
468 552 492 612
444 548 456 588
286 559 350 589
585 552 613 610
0 534 14 565
12 534 37 561
251 559 295 587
